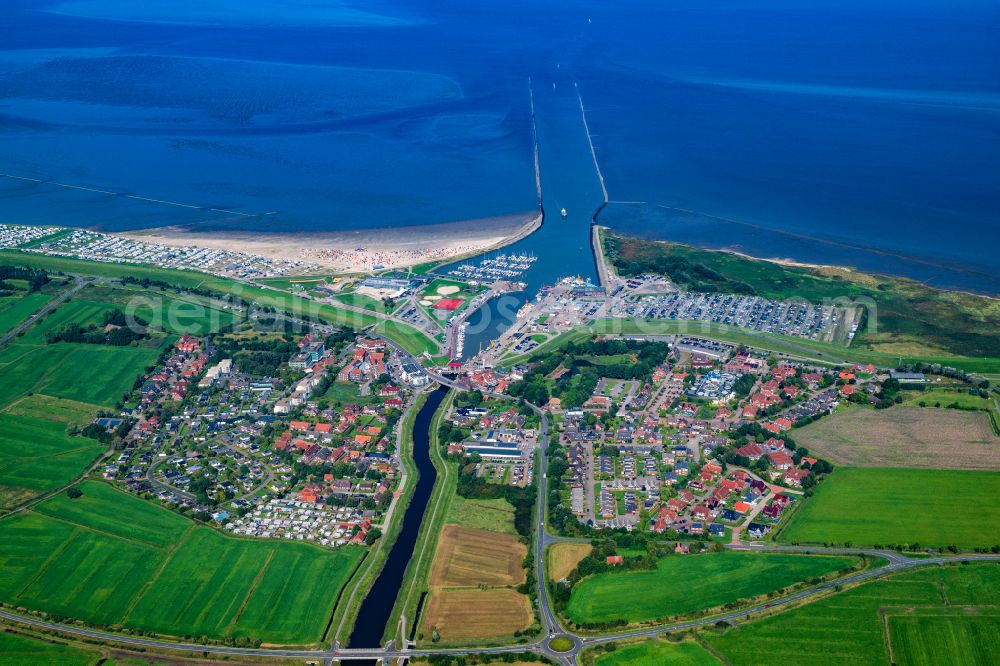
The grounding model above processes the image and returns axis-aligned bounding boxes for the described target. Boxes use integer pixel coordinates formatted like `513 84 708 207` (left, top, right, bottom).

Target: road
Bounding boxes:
3 548 998 664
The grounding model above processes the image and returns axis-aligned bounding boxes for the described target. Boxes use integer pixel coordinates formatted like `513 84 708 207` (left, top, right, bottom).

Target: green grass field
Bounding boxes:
373 318 439 356
706 563 1000 665
132 296 234 336
15 298 118 345
0 291 51 335
903 389 995 410
0 294 163 510
888 609 1000 666
335 292 386 312
0 482 364 644
0 631 97 666
780 468 1000 549
0 413 104 510
0 340 160 410
445 496 518 536
321 380 378 406
566 552 856 626
593 639 719 666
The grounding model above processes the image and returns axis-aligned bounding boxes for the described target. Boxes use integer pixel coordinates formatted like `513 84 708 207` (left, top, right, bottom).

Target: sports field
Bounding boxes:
420 588 533 642
547 542 592 582
779 468 1000 549
593 639 719 666
0 482 364 644
793 406 999 470
706 563 1000 665
566 552 856 626
428 525 526 587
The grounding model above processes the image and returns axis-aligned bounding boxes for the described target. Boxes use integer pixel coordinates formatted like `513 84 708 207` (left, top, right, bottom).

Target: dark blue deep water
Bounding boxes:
1 0 998 292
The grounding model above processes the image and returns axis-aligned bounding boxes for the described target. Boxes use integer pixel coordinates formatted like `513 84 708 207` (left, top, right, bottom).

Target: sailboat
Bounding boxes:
560 208 568 218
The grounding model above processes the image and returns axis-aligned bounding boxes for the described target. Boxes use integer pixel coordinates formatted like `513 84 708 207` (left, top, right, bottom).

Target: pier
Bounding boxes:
444 74 607 360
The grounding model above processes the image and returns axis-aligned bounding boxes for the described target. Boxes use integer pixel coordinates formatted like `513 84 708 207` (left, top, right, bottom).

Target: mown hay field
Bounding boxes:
547 542 592 582
420 588 532 642
794 406 999 470
428 525 526 588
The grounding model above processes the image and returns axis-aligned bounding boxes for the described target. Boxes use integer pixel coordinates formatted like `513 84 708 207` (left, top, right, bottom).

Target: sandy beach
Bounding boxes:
123 211 541 274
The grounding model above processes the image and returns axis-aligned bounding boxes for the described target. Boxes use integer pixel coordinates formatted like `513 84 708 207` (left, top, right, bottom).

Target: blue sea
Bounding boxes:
1 0 998 293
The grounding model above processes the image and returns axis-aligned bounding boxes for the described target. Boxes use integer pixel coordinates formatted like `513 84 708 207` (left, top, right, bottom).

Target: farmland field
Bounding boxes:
16 298 120 345
0 414 104 510
2 394 99 426
706 563 1000 665
793 406 999 470
548 542 592 582
0 291 51 334
779 468 1000 549
888 609 1000 666
445 495 518 536
0 630 97 666
420 588 532 642
566 552 857 626
593 639 719 666
0 482 364 644
0 343 160 409
428 525 526 587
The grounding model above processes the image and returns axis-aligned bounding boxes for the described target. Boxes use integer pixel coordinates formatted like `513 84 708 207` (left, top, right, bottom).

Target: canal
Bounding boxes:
444 72 606 358
346 386 448 650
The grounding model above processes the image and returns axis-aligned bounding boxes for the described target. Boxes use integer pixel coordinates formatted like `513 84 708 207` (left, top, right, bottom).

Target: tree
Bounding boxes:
66 487 83 499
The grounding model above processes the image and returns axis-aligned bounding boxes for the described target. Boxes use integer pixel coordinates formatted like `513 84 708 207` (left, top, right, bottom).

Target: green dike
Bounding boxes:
0 251 438 356
705 563 1000 665
327 392 430 646
0 630 97 666
565 551 858 627
778 468 1000 550
603 232 1000 360
501 319 1000 373
384 389 456 646
0 481 364 645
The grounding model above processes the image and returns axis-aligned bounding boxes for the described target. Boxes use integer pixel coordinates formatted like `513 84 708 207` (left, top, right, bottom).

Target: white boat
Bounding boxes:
560 208 568 218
